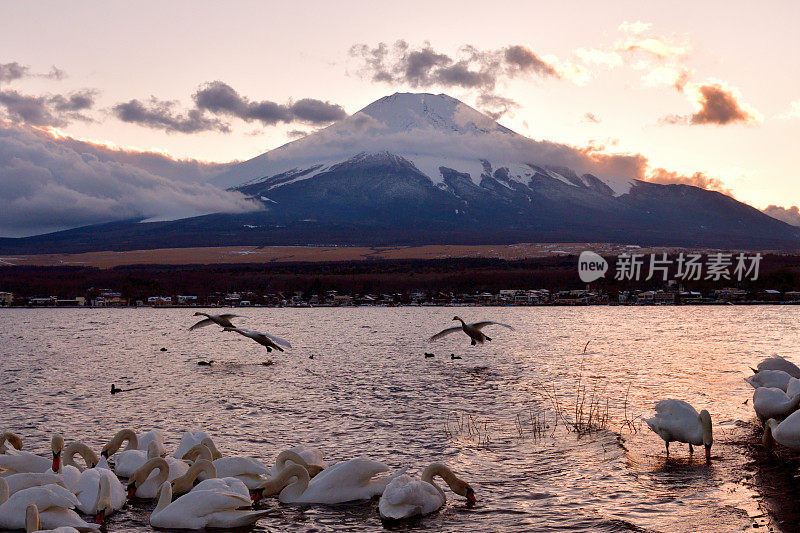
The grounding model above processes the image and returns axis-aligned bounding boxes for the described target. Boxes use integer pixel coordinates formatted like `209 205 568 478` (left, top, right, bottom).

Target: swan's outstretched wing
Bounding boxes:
429 326 462 342
189 318 215 331
218 314 240 320
470 321 515 331
261 331 291 348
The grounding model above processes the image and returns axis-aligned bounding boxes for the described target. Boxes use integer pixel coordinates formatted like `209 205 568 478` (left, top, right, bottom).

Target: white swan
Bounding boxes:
763 409 800 452
644 399 713 459
46 437 96 493
269 448 325 478
172 430 212 460
379 463 476 520
745 370 793 391
69 446 125 519
788 377 800 397
0 432 22 454
429 316 514 346
101 429 165 477
170 460 250 501
189 312 240 331
0 435 59 475
182 442 269 490
253 458 395 504
150 481 269 529
25 503 80 533
126 456 190 499
0 478 98 531
753 387 800 422
755 356 800 378
4 473 64 496
222 327 291 352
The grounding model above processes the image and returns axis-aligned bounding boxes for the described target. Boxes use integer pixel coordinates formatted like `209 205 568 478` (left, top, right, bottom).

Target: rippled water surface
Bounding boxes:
3 306 800 532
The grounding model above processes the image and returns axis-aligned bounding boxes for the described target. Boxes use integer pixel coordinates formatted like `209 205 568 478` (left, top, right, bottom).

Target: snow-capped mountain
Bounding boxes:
211 92 634 197
2 92 798 254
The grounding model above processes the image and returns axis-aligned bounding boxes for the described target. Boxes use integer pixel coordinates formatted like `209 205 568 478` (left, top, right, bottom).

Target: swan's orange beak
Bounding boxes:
51 452 60 472
94 510 105 524
251 488 264 503
126 484 136 499
705 444 712 461
466 488 477 504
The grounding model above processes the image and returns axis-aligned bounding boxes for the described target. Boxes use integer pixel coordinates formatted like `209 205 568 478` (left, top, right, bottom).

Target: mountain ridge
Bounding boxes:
1 92 797 254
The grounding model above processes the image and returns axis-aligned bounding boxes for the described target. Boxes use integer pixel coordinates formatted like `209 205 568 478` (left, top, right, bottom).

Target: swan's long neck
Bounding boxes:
155 482 172 513
95 476 111 514
135 458 169 487
182 443 213 462
0 432 22 452
280 464 309 501
63 442 99 470
275 450 310 471
0 478 9 504
258 464 309 499
25 504 40 533
172 459 216 495
200 438 223 460
763 419 778 451
103 429 137 456
421 463 457 497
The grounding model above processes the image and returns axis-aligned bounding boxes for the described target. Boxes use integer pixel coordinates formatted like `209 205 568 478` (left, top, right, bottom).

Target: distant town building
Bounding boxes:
0 292 13 306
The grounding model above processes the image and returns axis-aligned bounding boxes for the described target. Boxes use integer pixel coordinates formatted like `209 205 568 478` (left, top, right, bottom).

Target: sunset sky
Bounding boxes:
1 0 799 235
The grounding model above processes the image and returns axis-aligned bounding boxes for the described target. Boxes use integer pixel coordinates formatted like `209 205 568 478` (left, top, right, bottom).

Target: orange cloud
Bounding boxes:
645 168 732 196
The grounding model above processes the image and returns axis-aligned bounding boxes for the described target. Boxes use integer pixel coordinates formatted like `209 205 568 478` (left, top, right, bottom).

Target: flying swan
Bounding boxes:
429 316 514 346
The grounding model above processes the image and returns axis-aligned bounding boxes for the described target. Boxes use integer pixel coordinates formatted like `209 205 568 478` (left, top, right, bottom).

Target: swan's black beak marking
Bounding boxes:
466 488 477 504
126 483 136 499
101 450 109 458
251 488 264 502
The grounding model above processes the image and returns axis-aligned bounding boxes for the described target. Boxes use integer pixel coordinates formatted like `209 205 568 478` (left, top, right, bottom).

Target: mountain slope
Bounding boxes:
1 92 798 254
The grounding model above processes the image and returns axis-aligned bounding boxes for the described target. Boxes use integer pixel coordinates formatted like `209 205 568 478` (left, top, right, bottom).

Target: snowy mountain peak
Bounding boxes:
354 92 514 136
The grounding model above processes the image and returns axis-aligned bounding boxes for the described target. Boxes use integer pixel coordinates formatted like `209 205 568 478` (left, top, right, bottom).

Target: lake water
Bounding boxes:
2 306 799 532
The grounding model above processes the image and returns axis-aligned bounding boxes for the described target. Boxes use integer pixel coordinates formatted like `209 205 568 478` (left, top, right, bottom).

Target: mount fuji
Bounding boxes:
2 92 798 254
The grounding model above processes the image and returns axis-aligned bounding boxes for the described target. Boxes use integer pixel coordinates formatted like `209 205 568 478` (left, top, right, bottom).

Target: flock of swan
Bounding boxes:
643 355 800 460
0 429 476 531
7 311 799 531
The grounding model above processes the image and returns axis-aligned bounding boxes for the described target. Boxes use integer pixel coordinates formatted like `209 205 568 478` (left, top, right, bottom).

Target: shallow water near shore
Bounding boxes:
2 306 799 532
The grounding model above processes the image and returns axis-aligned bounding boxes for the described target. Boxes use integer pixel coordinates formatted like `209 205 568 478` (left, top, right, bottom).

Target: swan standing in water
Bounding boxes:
126 457 189 499
429 317 514 346
763 409 800 452
189 312 241 330
644 400 713 459
222 327 291 352
149 481 269 529
0 432 22 454
0 478 97 531
378 463 476 520
252 458 396 504
753 387 800 422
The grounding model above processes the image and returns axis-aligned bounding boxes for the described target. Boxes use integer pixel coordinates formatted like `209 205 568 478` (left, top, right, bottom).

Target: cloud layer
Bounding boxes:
113 82 347 133
763 205 800 226
349 41 560 117
0 123 259 237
